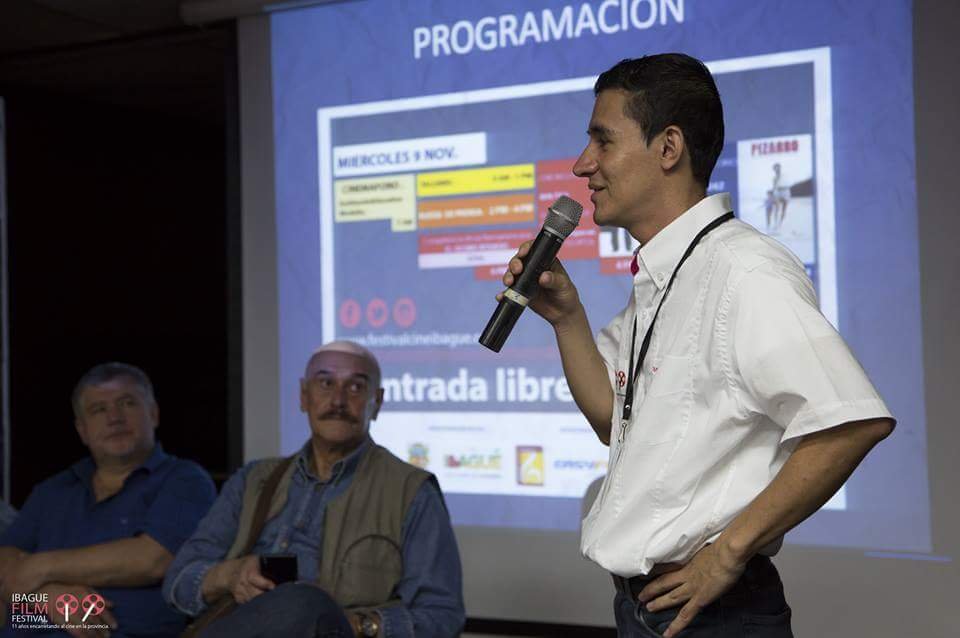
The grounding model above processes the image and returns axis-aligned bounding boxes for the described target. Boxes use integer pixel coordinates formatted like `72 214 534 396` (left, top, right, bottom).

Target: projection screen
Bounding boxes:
238 1 959 633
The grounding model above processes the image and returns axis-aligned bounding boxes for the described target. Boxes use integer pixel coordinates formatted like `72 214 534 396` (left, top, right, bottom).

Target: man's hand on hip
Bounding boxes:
637 543 747 638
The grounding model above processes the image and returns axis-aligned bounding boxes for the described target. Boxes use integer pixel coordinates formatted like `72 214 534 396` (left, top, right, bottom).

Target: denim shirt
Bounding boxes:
163 440 465 638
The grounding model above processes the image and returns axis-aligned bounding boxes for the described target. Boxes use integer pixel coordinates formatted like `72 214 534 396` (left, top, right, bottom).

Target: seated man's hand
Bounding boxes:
0 547 28 599
217 555 276 605
1 551 47 601
40 582 117 638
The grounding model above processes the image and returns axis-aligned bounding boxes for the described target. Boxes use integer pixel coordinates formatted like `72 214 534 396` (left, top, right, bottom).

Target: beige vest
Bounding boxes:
226 443 432 608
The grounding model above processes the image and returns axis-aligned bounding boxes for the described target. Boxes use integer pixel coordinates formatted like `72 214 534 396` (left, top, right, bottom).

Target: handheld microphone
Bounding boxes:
479 195 583 352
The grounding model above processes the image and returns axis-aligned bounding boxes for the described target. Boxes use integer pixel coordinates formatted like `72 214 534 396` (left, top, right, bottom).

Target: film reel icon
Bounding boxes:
81 593 106 622
55 593 79 623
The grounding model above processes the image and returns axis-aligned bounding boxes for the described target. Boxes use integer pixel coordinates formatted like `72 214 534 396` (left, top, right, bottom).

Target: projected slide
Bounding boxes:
317 49 843 517
273 0 928 553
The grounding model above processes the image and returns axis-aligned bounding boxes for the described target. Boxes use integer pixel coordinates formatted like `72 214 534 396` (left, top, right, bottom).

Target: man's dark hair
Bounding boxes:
72 362 155 417
595 53 724 187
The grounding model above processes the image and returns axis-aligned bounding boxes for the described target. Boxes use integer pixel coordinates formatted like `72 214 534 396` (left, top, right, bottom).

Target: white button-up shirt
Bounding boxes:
580 193 893 577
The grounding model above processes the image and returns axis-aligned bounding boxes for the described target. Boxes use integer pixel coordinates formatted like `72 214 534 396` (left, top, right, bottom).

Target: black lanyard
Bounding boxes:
620 212 735 437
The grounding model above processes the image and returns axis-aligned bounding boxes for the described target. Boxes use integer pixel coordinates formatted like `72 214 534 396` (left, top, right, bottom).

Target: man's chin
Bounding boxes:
96 440 148 462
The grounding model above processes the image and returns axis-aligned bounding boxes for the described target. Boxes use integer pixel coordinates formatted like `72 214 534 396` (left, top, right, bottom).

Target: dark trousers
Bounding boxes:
199 582 354 638
613 556 793 637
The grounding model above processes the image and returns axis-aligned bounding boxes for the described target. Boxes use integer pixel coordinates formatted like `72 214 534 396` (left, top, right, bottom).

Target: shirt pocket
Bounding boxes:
646 354 694 398
628 354 694 445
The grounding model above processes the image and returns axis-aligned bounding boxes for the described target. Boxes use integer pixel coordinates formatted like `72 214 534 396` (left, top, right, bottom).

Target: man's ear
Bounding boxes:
150 402 160 430
299 379 308 413
659 125 685 172
370 388 384 420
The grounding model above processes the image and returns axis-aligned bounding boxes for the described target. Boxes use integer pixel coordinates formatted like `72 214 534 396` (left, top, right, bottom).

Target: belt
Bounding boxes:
612 563 684 600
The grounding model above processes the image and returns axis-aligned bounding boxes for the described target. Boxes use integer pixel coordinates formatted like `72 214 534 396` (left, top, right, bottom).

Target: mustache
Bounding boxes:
317 410 359 423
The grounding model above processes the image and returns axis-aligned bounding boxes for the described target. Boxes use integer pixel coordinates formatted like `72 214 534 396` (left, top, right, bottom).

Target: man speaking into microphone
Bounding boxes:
499 53 894 637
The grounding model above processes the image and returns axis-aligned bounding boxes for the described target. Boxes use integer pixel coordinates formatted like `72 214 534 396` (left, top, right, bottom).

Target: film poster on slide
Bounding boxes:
736 134 818 285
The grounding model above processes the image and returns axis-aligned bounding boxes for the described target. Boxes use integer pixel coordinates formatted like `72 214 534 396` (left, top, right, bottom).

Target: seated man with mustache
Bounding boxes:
163 341 465 638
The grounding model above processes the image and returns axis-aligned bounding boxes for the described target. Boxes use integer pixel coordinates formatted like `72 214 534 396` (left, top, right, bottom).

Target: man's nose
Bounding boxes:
572 145 596 177
107 404 125 423
329 383 348 407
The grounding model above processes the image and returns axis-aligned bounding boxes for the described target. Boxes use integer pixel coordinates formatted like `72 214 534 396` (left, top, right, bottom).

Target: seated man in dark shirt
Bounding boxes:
163 341 465 638
0 362 216 637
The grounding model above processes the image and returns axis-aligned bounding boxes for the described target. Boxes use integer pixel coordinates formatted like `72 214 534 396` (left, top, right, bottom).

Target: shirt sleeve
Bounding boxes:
0 485 49 551
731 263 895 443
376 478 465 638
0 500 18 536
137 461 216 556
162 463 252 617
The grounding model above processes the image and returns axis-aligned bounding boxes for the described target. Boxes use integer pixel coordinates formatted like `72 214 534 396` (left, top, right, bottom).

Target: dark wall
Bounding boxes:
1 27 235 505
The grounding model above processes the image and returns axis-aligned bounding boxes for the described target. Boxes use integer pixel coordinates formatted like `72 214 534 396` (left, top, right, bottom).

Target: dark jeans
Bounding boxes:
199 582 355 638
613 556 793 637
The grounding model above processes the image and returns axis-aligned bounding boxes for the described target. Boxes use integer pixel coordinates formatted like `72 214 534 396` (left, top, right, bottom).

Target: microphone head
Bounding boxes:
545 196 583 239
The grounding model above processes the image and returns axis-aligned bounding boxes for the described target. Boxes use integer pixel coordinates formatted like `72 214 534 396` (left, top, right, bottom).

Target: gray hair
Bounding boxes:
72 362 156 417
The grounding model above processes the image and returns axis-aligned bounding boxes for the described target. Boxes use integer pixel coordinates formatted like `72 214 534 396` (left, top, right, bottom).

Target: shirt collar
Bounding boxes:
69 443 167 488
295 437 371 485
636 193 733 291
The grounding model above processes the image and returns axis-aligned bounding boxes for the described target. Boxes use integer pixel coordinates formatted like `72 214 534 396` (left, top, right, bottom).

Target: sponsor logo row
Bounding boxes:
407 443 606 486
